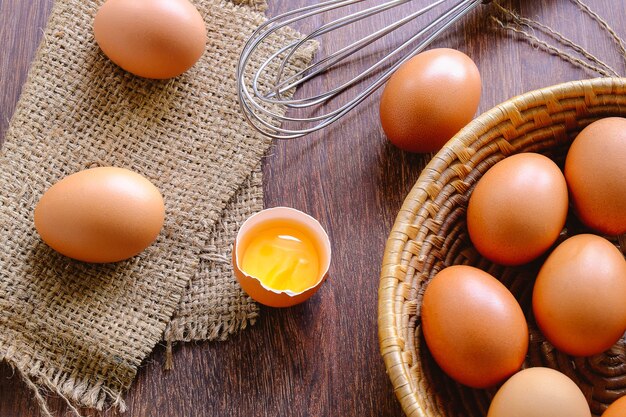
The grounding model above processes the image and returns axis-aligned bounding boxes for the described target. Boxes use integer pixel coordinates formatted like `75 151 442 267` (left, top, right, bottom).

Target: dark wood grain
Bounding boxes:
0 1 624 416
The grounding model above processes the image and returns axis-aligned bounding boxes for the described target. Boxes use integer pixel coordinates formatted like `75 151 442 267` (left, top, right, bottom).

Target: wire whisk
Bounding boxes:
237 0 486 139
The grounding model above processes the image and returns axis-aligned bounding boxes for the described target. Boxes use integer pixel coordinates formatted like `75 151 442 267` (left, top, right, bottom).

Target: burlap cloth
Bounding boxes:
0 0 313 412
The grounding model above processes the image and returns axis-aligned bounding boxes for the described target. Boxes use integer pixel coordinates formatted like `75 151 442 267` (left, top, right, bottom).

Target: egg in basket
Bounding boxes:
378 77 626 417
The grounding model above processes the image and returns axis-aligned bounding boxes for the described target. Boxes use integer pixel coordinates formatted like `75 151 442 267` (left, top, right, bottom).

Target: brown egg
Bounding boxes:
421 265 528 388
34 167 165 263
93 0 206 79
533 234 626 357
379 48 481 153
467 153 568 266
487 367 591 417
602 395 626 417
565 117 626 236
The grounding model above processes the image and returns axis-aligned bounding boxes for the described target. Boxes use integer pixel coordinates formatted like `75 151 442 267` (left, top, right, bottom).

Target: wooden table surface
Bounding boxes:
0 0 623 416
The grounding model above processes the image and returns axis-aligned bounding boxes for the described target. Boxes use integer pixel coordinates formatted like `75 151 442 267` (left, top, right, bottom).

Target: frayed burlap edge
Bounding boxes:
1 349 126 416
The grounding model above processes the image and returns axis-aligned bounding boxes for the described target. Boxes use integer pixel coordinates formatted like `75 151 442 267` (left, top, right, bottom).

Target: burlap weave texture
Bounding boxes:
165 167 262 343
0 0 312 411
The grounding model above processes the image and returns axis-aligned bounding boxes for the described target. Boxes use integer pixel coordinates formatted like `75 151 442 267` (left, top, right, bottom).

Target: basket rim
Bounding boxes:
377 76 626 417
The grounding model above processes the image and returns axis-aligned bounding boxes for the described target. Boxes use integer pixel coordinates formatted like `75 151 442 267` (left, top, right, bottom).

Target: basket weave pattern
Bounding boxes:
379 77 626 417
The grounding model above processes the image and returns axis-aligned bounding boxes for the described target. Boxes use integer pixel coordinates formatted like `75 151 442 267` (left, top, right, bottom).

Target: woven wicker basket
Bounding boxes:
378 77 626 417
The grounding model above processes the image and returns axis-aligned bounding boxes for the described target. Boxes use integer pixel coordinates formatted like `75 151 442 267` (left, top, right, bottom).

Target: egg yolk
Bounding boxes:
240 226 320 293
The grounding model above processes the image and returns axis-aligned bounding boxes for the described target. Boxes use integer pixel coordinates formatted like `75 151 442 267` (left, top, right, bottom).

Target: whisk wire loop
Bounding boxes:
263 0 448 102
237 0 486 139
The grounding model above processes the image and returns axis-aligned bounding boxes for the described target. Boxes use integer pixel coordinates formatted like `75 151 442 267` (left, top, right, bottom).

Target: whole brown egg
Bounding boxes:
93 0 207 79
467 153 569 266
565 117 626 236
34 167 165 263
379 48 481 153
421 265 528 388
532 234 626 357
488 367 591 417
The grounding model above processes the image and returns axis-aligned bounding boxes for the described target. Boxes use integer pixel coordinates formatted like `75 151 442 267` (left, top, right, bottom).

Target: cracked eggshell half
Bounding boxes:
233 207 331 308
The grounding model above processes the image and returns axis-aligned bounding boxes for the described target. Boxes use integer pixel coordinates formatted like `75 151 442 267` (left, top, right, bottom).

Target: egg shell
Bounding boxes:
467 153 569 266
602 395 626 417
487 367 591 417
379 48 481 153
421 265 528 388
34 167 165 263
532 234 626 357
233 207 331 308
565 117 626 236
93 0 207 79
